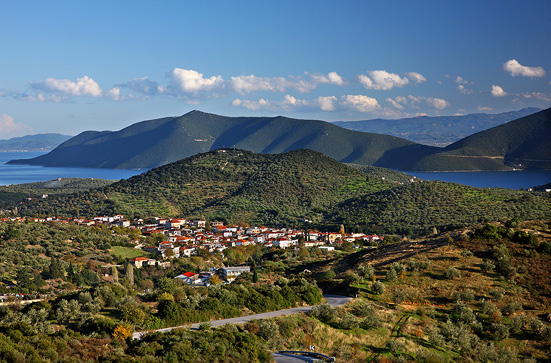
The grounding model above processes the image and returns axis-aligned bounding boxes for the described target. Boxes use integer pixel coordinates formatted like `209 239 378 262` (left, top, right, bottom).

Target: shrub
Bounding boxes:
339 313 359 330
358 265 374 280
491 323 509 340
309 304 335 323
372 281 385 295
445 267 461 279
501 301 522 316
481 260 495 272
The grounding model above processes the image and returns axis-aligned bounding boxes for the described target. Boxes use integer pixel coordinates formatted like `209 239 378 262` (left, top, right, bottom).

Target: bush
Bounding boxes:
491 323 509 340
372 281 385 295
445 267 461 279
339 313 359 330
309 304 335 323
501 302 522 316
358 265 374 280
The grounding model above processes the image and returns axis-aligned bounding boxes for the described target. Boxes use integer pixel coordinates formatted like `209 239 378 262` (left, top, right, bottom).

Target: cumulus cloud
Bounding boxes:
318 96 338 111
29 75 103 100
231 75 287 94
477 106 493 112
232 94 379 113
457 84 473 94
358 70 410 90
105 87 123 101
0 114 32 137
340 95 380 112
491 85 507 97
503 59 546 78
165 68 225 96
405 72 427 84
231 72 345 94
357 70 426 91
386 95 450 110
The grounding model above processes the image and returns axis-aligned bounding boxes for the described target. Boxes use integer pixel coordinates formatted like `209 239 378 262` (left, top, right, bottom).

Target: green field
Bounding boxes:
110 245 147 259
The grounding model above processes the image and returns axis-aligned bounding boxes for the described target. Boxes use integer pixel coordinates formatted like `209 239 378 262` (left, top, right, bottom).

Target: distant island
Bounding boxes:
0 133 71 152
7 107 551 171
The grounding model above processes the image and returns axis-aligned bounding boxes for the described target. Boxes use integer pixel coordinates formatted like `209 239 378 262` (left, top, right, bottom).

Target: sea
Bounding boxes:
1 151 550 190
0 152 145 185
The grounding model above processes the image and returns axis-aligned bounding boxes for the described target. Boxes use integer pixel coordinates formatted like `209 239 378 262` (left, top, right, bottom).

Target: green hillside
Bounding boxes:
409 107 551 171
12 149 551 235
0 133 71 151
333 107 540 146
0 178 116 205
8 111 436 170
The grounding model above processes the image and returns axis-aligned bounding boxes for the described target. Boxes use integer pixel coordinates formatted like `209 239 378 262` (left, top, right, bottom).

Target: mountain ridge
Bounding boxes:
333 107 541 146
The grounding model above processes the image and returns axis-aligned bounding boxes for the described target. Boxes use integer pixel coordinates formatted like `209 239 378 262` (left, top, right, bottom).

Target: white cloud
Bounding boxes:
318 96 338 111
385 97 405 110
405 72 427 84
105 87 123 101
340 95 380 112
0 114 32 137
424 97 450 110
477 106 493 112
503 59 546 78
455 76 468 84
166 68 225 95
491 85 507 97
310 72 346 86
457 85 473 94
386 95 450 110
231 72 345 94
358 70 410 90
231 75 287 94
29 75 103 100
520 92 551 102
357 70 426 90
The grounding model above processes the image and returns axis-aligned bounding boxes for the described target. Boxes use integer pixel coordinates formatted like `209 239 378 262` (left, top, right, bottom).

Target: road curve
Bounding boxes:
272 353 319 362
133 294 352 340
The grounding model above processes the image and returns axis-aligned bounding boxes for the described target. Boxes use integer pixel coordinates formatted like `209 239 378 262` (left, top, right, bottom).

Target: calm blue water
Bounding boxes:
1 152 550 189
0 152 146 185
407 170 551 190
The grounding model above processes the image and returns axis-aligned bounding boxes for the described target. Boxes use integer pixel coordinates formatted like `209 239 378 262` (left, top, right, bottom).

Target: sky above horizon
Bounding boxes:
1 1 550 138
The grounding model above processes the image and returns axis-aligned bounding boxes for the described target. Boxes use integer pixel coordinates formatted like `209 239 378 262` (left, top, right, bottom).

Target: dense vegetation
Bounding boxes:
8 149 551 236
0 219 549 362
333 107 540 146
0 133 71 151
0 178 115 205
7 110 435 170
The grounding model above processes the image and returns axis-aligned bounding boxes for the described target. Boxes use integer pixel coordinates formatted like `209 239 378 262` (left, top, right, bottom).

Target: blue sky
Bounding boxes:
1 0 550 137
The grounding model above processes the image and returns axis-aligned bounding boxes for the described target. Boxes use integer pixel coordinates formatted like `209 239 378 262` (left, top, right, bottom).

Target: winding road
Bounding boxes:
132 294 352 340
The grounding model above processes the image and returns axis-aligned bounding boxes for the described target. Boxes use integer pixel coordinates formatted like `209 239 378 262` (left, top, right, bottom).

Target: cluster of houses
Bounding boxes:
1 214 382 285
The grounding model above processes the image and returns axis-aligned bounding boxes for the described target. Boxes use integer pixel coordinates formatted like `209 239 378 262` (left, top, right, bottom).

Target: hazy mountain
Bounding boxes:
8 111 436 170
333 107 541 146
14 149 551 234
0 133 71 151
409 107 551 171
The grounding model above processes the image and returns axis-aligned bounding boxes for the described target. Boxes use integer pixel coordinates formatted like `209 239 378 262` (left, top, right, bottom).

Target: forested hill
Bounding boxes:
0 133 71 151
408 107 551 171
8 110 436 170
333 107 540 146
13 149 551 235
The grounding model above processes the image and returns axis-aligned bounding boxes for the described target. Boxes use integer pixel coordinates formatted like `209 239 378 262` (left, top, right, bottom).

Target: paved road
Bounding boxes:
273 353 319 362
133 294 352 340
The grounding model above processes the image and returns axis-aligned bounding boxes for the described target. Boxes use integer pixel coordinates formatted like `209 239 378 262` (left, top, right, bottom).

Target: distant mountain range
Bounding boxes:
8 108 551 171
0 133 71 152
333 107 541 146
7 111 436 170
13 149 551 234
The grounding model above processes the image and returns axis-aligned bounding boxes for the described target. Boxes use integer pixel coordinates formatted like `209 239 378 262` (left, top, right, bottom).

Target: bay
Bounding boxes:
407 170 551 190
1 152 550 190
0 152 146 185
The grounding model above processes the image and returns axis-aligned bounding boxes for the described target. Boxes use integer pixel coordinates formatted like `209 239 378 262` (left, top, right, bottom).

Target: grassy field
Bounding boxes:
110 245 147 259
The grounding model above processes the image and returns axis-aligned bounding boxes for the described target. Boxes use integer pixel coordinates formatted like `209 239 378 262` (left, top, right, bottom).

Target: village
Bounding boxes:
0 214 382 287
